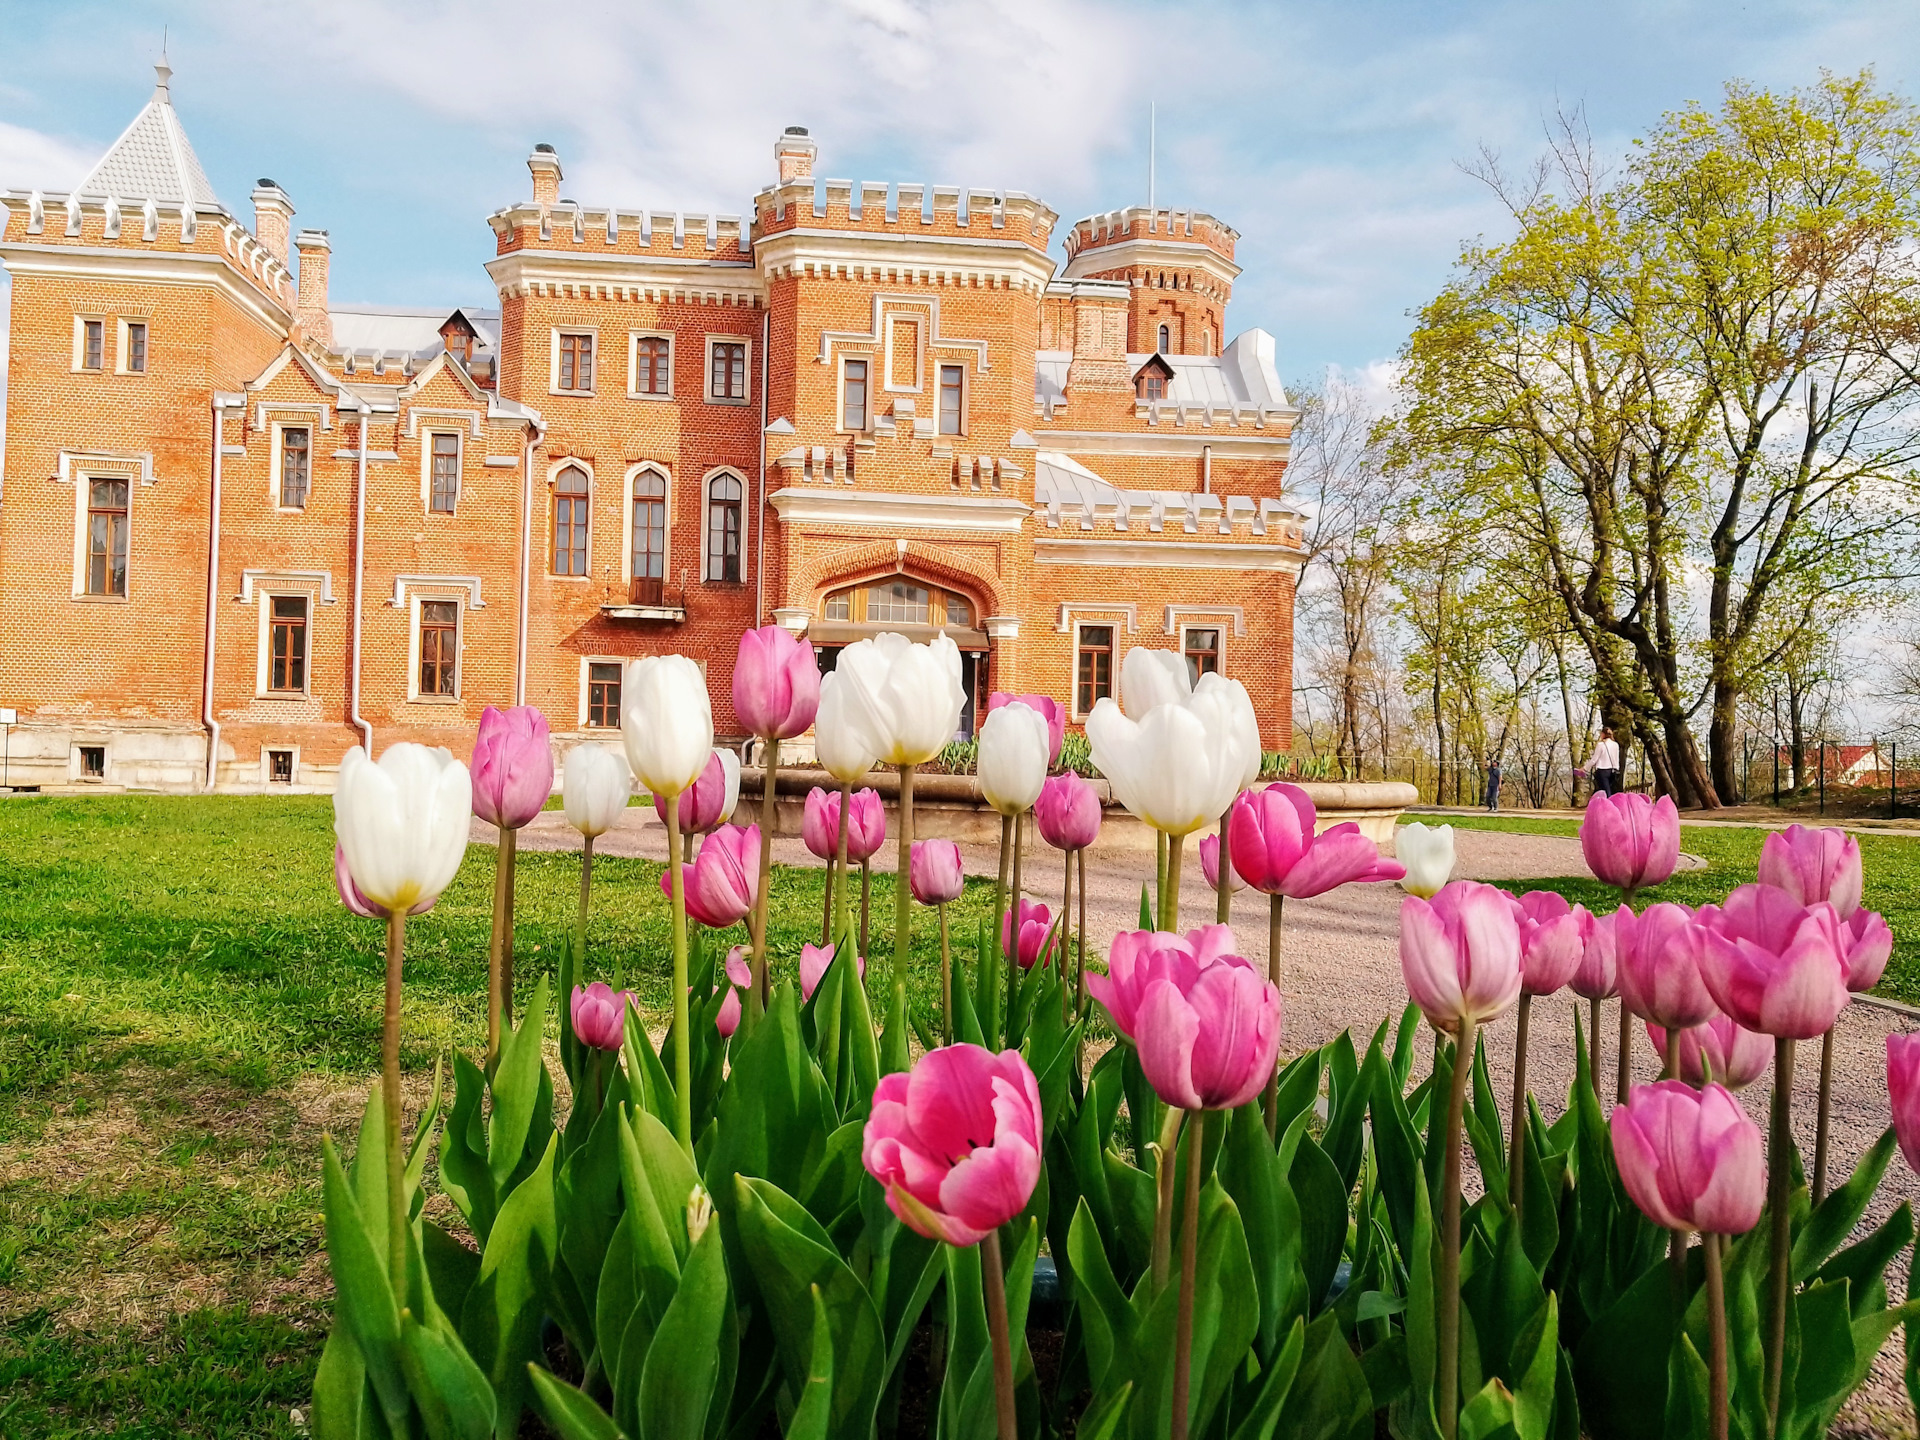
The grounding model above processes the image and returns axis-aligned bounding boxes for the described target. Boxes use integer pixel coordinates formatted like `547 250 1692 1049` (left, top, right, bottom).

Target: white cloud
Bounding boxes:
0 119 97 192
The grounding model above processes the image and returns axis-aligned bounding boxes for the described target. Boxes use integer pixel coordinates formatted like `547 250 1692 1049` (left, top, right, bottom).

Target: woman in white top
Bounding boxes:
1587 728 1622 797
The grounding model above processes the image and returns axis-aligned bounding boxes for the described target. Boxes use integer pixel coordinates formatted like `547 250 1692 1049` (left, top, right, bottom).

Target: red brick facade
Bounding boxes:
0 76 1303 791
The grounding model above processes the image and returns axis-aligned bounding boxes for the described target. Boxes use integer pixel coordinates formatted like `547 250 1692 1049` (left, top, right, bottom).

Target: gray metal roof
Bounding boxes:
328 304 501 359
1032 328 1289 409
74 64 221 208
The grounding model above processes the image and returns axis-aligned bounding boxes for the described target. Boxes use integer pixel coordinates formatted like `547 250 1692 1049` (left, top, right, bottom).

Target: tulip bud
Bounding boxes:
1087 925 1240 1039
815 672 878 785
623 654 713 799
1200 832 1243 893
1511 891 1590 997
563 742 631 838
1230 784 1405 899
910 839 965 906
686 1183 715 1244
733 625 820 740
661 823 759 928
1758 824 1862 918
1570 906 1624 1000
571 981 632 1052
987 692 1066 765
1844 909 1892 992
1001 898 1056 970
334 743 472 914
1580 792 1680 892
1697 883 1850 1039
1888 1033 1920 1175
801 941 864 1001
1119 647 1191 718
334 843 437 919
1133 945 1282 1111
1396 822 1455 899
655 748 740 835
1086 687 1243 838
471 705 554 831
1196 672 1264 793
978 700 1050 816
1610 1080 1764 1234
1035 771 1102 852
1616 902 1718 1030
1399 880 1522 1034
833 632 967 767
1645 1014 1772 1090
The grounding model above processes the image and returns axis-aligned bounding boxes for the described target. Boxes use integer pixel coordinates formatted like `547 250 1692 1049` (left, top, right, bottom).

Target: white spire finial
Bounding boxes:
154 60 172 98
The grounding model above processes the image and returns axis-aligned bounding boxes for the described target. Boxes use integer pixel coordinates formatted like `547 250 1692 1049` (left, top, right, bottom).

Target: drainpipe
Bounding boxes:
756 306 769 625
516 428 533 705
347 401 374 756
201 399 225 789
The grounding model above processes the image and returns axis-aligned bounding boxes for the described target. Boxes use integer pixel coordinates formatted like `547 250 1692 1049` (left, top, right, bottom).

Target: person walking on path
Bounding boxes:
1483 754 1503 811
1587 728 1622 797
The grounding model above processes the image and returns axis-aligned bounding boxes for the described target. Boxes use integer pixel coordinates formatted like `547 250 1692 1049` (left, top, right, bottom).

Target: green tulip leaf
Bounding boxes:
558 1090 629 1322
398 1309 497 1440
1288 1135 1346 1313
1219 1100 1302 1355
488 974 551 1191
1795 1127 1896 1282
1817 1200 1913 1313
308 1323 369 1440
439 1053 495 1243
704 985 831 1211
320 1136 410 1437
527 1364 625 1440
460 1132 558 1436
1456 1377 1517 1440
622 995 679 1134
1226 1315 1306 1440
785 1286 837 1440
420 1221 479 1327
638 1221 732 1440
1269 1309 1374 1440
1068 1197 1138 1394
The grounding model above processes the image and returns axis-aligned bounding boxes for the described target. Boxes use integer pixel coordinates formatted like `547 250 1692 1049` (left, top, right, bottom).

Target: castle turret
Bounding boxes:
1060 206 1240 356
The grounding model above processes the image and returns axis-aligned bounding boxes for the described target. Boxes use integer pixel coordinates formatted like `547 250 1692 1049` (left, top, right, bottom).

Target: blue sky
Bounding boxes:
2 0 1917 391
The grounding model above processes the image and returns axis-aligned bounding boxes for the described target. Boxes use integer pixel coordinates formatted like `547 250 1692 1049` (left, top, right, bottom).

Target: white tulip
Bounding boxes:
1196 671 1264 792
815 672 878 784
712 747 742 825
978 700 1050 816
563 742 631 838
1120 648 1191 718
623 655 714 798
833 631 967 767
334 743 472 912
1085 689 1243 838
1397 822 1456 899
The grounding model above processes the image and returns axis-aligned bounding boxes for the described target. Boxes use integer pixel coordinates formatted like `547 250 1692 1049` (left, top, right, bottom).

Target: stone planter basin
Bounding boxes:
738 769 1417 851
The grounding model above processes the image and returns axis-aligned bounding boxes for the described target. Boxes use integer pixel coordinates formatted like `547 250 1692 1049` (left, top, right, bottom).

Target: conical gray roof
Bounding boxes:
74 62 221 208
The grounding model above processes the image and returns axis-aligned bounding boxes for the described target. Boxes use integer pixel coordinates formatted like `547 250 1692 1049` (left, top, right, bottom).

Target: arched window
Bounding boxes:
705 473 742 582
632 470 666 581
1157 324 1170 353
552 465 589 576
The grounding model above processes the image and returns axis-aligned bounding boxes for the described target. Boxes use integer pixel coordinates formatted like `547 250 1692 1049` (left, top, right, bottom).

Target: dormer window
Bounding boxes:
1133 354 1174 402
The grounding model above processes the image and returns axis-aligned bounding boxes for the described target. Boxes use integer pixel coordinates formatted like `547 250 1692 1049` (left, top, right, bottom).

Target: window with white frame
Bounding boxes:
83 476 129 596
631 469 666 583
415 599 460 698
120 319 148 373
707 338 749 403
631 333 671 397
842 358 869 430
938 364 965 436
76 316 105 371
268 595 309 694
553 466 590 576
555 331 595 393
428 432 460 514
705 473 743 582
279 427 311 509
1182 626 1221 685
586 662 623 728
1075 624 1115 716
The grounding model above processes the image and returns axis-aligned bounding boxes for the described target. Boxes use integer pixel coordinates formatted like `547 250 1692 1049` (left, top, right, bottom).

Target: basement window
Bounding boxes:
79 746 105 779
267 749 294 783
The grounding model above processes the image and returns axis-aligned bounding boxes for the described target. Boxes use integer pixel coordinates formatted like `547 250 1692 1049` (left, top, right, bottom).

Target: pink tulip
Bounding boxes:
661 823 759 928
1758 824 1862 918
1002 898 1057 970
801 787 835 860
1570 906 1623 1000
1843 909 1892 992
716 987 741 1037
655 750 735 835
1228 784 1405 900
801 941 865 1001
1089 925 1240 1040
1610 1080 1765 1234
1034 772 1102 852
1616 902 1718 1030
1580 792 1681 892
733 625 820 740
862 1043 1043 1245
802 787 886 863
1646 1014 1772 1090
1887 1034 1920 1174
715 946 752 1037
1134 947 1282 1111
571 981 633 1052
910 839 965 906
471 704 554 830
1200 832 1243 893
1698 883 1850 1040
1399 881 1523 1035
334 844 435 919
988 691 1066 764
1510 891 1591 996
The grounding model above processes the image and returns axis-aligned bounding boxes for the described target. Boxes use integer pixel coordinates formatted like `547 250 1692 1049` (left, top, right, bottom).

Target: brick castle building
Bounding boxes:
0 66 1304 791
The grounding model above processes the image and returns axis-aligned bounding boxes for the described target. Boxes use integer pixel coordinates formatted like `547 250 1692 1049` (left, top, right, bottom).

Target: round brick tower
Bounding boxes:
1060 206 1240 357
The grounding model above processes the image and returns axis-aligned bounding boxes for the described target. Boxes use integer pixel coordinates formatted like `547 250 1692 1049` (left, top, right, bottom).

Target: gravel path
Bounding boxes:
485 807 1918 1436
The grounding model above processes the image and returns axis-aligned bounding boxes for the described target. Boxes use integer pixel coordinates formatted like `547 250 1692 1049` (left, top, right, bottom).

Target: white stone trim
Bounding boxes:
259 743 302 786
1165 604 1246 638
769 486 1029 533
405 591 466 702
704 334 753 405
815 292 991 374
1027 428 1293 459
626 328 676 400
623 462 672 588
237 569 336 604
1054 602 1138 634
419 426 464 515
389 574 486 609
1035 539 1303 574
0 242 293 332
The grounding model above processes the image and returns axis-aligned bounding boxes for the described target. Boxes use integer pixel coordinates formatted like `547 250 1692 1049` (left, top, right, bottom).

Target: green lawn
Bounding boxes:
0 794 1001 1438
1428 813 1920 1003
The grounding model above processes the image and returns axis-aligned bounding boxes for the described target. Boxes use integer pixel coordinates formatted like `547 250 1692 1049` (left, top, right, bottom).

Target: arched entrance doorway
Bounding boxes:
811 575 990 738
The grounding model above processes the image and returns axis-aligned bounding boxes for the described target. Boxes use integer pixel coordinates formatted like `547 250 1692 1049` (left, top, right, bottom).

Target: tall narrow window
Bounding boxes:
82 319 104 370
1183 627 1220 685
418 601 458 696
843 359 868 430
429 433 459 514
587 662 623 728
705 474 742 582
635 336 670 395
1157 324 1170 352
86 478 129 596
270 595 308 693
1076 625 1114 715
632 470 666 596
125 322 147 373
558 332 594 392
710 341 747 401
938 364 964 435
553 466 589 576
280 427 311 509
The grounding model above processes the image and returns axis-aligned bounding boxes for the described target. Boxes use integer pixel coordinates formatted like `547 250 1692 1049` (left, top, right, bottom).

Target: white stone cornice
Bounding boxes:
769 486 1030 533
1035 538 1303 574
1028 427 1294 461
389 574 487 609
753 228 1057 293
0 241 292 332
237 569 337 604
485 249 762 306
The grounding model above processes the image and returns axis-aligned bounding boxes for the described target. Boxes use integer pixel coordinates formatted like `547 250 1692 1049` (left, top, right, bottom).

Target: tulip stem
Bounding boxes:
502 826 518 1034
1076 848 1088 1021
1665 1028 1689 1308
1706 1232 1730 1440
1156 831 1169 922
834 781 854 950
1263 893 1287 1138
753 738 779 1010
1061 848 1074 1026
487 826 512 1072
1765 1036 1796 1431
1616 999 1632 1105
382 908 408 1289
1161 833 1184 932
664 805 694 1155
939 904 952 1047
1171 1110 1203 1440
1438 1018 1476 1440
1007 811 1025 1033
1813 1026 1835 1205
1215 808 1233 926
1508 993 1531 1218
576 834 594 967
861 861 872 965
994 813 1012 978
980 1227 1019 1440
894 764 915 1013
1150 1105 1184 1293
820 873 833 951
1588 997 1604 1089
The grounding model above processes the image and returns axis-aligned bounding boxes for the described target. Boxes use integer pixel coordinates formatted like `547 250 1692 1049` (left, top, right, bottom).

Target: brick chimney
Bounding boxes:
294 229 332 348
251 180 294 267
528 144 563 207
1065 282 1134 395
775 127 816 183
